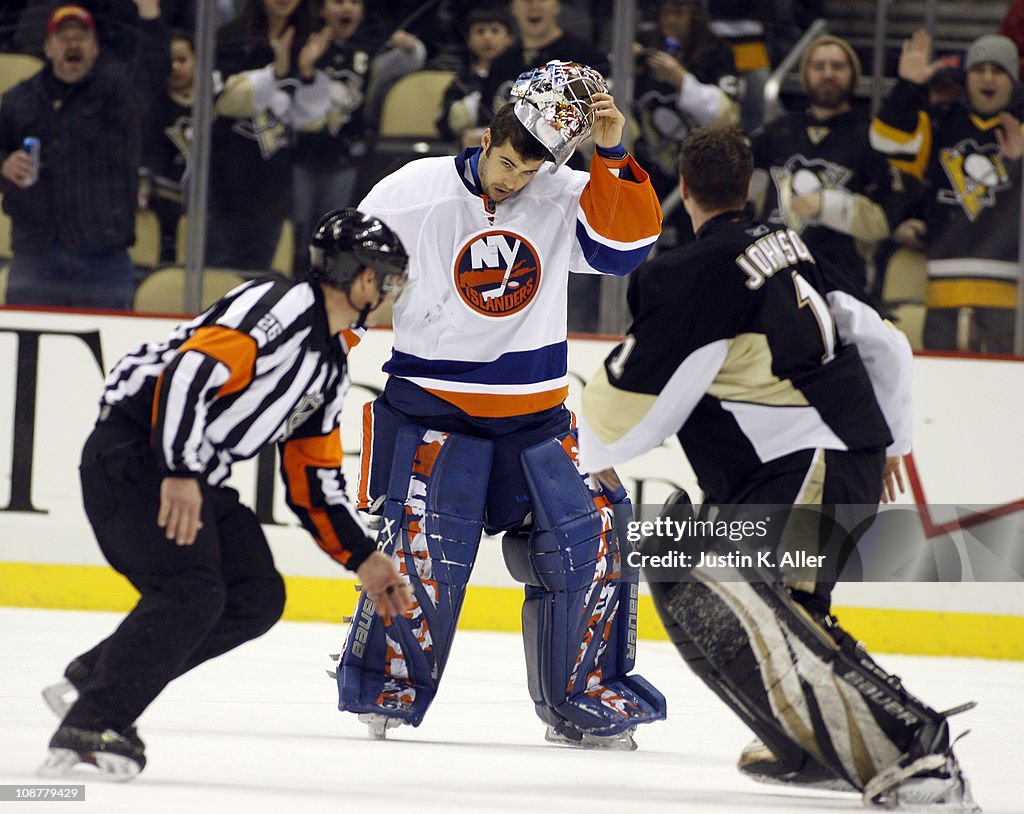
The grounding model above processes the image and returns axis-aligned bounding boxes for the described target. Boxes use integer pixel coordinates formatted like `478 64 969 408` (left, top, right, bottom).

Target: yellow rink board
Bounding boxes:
2 561 1021 661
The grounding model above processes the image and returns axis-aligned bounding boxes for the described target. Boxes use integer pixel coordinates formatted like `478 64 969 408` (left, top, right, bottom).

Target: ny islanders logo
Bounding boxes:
453 230 541 317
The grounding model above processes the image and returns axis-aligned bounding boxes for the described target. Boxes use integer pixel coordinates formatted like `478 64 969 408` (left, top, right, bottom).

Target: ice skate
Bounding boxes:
738 737 856 792
544 724 638 751
358 713 404 740
41 678 78 719
864 747 980 812
38 725 146 782
42 658 89 719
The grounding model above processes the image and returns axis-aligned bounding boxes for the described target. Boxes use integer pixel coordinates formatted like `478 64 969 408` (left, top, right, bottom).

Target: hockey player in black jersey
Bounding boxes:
580 127 979 811
37 209 413 781
751 35 896 294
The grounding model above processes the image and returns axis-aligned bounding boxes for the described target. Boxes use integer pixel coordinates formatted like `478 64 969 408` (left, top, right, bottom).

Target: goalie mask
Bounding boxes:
509 60 609 167
308 208 409 303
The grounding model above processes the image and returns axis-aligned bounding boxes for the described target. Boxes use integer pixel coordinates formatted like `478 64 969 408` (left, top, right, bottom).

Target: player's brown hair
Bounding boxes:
678 126 752 211
487 103 551 163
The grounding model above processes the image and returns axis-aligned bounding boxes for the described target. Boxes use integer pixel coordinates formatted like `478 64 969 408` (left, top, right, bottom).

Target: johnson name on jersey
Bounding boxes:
358 147 662 418
580 213 913 503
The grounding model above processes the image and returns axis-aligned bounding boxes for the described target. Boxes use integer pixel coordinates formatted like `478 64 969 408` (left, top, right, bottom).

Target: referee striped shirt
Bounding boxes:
101 278 375 569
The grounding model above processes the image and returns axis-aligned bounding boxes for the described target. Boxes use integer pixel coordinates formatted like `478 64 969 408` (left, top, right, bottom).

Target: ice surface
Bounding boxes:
1 608 1020 813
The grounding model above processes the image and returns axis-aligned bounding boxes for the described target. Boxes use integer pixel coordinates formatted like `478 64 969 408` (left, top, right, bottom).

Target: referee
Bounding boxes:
38 209 413 781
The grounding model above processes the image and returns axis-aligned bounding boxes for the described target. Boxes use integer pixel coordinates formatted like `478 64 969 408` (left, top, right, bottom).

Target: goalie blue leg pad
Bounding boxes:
518 433 666 736
337 425 493 726
642 492 954 790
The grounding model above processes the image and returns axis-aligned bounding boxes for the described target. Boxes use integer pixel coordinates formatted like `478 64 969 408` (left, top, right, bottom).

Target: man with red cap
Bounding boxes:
0 2 168 309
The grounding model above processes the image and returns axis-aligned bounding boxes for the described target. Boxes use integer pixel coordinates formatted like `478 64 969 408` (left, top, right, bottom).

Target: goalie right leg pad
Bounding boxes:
337 425 493 727
642 490 974 801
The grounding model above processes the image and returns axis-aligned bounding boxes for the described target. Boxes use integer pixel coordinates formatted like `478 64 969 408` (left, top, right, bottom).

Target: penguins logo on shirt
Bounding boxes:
233 110 289 160
453 230 541 317
324 68 366 136
163 115 192 167
937 139 1010 222
769 155 852 233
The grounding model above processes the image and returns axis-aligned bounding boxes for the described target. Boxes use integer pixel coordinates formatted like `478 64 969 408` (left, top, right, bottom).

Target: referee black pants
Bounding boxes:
61 415 285 733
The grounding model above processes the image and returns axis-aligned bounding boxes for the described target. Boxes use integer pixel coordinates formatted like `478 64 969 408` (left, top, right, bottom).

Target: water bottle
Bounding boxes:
23 137 40 186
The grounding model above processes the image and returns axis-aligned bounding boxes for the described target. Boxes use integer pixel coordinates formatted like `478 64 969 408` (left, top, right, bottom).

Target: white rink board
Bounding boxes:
1 307 1022 616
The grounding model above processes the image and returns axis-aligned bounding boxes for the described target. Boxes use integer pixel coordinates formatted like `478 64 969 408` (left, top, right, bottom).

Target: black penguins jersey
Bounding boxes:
870 79 1022 309
579 213 913 503
751 108 894 292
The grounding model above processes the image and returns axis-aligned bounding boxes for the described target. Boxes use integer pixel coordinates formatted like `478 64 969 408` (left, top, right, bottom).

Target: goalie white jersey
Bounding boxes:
358 147 662 417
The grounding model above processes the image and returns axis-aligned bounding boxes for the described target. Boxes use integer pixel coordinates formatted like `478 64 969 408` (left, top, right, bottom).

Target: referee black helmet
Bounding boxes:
308 208 409 299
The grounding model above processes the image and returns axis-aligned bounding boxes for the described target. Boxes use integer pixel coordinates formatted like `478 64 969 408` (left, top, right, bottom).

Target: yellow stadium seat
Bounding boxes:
133 266 247 314
129 208 163 271
891 303 926 351
0 197 11 260
270 218 294 277
0 53 43 98
378 70 456 139
176 216 293 276
882 247 927 305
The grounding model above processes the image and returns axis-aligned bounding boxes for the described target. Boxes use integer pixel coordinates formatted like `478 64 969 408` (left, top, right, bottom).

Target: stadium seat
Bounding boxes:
176 216 293 276
129 208 163 272
0 197 11 261
356 71 457 203
882 247 928 305
270 218 293 277
378 70 456 139
891 303 926 351
0 53 43 98
133 266 246 314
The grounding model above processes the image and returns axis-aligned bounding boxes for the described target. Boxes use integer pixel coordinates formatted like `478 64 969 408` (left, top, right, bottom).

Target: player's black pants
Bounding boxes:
718 445 885 617
61 411 285 733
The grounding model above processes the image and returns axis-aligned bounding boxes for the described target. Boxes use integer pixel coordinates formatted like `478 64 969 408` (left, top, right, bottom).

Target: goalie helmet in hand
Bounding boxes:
510 60 609 167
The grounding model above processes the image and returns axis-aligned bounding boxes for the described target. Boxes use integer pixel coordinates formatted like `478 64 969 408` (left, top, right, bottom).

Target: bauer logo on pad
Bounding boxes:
452 230 541 317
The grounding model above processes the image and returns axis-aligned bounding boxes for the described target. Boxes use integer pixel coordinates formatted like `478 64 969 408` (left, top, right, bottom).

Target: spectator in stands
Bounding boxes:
292 0 425 277
750 34 894 294
140 28 195 263
0 2 169 310
436 4 515 149
873 57 965 295
205 0 332 272
12 0 168 63
706 0 773 131
999 0 1024 81
633 0 739 246
870 30 1022 353
482 0 610 125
